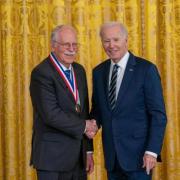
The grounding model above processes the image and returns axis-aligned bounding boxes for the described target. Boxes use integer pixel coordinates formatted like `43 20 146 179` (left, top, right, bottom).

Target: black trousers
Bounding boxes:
37 158 86 180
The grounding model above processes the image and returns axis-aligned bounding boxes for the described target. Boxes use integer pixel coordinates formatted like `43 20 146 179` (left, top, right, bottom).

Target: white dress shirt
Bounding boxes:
109 51 129 100
109 51 157 158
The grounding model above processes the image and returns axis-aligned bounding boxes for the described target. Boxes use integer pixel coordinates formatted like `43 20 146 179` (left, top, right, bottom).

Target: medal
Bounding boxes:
50 52 78 102
50 52 81 114
75 104 81 113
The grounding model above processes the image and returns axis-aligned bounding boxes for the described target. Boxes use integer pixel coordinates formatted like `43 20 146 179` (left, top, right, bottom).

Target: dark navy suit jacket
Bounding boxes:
91 52 167 171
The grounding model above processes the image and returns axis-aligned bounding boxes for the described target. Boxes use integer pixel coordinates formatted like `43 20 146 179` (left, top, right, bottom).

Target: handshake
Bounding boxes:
85 119 98 139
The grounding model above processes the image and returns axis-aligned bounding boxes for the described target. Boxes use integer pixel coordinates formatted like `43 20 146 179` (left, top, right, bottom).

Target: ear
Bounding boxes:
125 38 128 49
51 42 56 51
124 36 128 42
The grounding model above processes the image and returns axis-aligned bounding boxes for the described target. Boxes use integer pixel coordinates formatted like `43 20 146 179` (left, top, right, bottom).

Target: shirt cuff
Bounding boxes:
86 151 93 154
145 151 157 158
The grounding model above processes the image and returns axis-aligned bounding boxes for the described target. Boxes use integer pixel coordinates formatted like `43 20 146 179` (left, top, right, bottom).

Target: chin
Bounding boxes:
109 54 119 59
65 56 75 61
66 59 75 64
111 57 120 62
110 56 119 60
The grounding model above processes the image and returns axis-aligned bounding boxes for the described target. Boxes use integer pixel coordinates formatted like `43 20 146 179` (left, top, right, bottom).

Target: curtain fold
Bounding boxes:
0 0 179 180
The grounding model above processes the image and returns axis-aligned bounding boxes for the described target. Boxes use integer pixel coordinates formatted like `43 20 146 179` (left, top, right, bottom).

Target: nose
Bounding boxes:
108 41 114 48
69 44 74 51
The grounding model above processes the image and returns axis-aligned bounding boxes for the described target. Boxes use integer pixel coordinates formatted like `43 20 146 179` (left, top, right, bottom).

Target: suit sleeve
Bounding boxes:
90 69 101 128
144 64 167 154
81 68 93 152
30 68 85 139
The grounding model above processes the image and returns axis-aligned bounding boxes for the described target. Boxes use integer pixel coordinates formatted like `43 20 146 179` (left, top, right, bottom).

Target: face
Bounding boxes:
51 28 78 68
101 25 128 63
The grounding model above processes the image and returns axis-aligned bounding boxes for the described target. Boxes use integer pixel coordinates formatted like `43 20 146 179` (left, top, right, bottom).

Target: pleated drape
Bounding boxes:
0 1 180 180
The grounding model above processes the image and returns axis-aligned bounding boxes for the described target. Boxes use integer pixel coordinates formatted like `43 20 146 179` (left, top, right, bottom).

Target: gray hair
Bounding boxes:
99 22 128 38
51 25 64 43
51 25 77 44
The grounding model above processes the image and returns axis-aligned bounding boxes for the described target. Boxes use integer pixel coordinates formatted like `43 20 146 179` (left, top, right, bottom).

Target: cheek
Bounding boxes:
58 49 65 56
104 47 111 54
103 44 108 50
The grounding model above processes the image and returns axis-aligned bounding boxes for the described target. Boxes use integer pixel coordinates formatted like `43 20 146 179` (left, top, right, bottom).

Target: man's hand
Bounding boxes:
86 153 94 174
85 119 98 139
142 154 157 175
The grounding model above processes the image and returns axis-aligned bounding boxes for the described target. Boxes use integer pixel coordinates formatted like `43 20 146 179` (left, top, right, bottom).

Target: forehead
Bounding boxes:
57 28 77 42
101 25 122 39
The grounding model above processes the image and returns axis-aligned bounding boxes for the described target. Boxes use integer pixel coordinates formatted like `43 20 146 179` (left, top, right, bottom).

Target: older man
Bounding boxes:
30 25 96 180
90 22 167 180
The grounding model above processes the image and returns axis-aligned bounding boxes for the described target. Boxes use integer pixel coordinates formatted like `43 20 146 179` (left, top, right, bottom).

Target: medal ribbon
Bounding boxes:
49 52 78 103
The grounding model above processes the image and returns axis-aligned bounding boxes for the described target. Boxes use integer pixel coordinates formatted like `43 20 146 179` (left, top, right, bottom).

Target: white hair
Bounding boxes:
99 22 128 38
50 25 77 44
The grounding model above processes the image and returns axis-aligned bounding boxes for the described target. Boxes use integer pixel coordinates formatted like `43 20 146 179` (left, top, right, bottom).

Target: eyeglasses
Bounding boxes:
54 41 79 49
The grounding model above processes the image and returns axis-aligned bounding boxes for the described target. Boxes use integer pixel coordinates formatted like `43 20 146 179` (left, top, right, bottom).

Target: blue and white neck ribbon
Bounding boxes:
49 52 78 103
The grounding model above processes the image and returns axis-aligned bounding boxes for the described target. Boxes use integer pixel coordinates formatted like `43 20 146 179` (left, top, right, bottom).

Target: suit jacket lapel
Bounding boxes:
103 60 111 111
115 52 136 111
73 64 84 106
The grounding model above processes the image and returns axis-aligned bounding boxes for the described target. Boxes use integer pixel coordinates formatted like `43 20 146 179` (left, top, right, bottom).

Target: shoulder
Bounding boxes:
73 62 85 70
129 53 158 74
131 53 160 78
93 59 110 73
73 62 86 74
31 56 52 78
133 53 156 68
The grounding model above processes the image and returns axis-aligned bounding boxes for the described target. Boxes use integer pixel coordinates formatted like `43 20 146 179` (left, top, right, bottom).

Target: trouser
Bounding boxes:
37 157 86 180
107 156 152 180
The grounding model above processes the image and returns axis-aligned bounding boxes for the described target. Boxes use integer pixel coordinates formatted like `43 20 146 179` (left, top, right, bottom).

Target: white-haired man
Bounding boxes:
30 25 96 180
90 22 167 180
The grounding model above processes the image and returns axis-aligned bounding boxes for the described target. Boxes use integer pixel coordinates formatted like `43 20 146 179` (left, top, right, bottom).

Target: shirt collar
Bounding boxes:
58 62 72 71
51 52 72 71
111 51 130 69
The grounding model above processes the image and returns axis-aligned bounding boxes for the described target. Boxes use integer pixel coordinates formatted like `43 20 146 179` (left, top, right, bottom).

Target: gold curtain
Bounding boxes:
0 0 180 180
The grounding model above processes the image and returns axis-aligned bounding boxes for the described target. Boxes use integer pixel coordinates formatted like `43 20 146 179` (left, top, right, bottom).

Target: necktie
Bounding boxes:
65 70 71 82
109 64 119 109
65 70 74 90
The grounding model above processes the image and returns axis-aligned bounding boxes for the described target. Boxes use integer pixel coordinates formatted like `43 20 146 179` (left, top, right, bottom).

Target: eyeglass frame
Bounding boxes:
53 40 80 49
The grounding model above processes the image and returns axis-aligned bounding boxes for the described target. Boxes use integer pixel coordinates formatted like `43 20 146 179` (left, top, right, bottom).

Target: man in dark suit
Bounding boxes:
30 25 96 180
90 22 167 180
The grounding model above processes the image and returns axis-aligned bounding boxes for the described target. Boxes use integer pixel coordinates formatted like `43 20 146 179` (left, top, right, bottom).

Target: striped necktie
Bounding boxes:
109 64 119 109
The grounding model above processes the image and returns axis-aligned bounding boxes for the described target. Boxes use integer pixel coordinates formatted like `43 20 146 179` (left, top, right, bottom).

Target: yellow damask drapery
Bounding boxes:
0 0 180 180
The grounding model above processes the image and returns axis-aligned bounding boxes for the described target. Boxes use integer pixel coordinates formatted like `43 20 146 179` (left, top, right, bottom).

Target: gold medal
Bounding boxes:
75 104 81 113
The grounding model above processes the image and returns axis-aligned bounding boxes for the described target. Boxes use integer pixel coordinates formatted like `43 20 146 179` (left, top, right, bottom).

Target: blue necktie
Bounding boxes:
65 70 71 82
65 70 74 90
109 64 119 109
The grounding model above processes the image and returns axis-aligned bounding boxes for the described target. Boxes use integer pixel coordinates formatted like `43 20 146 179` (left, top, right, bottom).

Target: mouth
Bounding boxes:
108 50 118 54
